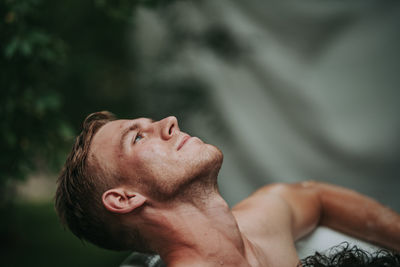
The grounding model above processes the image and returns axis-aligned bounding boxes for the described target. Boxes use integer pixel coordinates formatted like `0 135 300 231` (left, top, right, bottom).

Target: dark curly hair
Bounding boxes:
300 242 400 267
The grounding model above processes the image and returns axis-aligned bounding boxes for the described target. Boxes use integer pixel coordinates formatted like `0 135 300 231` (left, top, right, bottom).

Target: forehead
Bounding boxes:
93 119 130 147
93 117 153 141
89 118 147 169
89 119 127 168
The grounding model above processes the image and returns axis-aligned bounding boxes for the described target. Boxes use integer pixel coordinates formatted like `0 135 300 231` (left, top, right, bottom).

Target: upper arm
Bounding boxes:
232 182 322 241
233 181 400 251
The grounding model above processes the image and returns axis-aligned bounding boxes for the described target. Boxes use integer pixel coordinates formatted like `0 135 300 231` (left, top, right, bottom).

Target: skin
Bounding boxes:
90 116 222 199
90 116 400 267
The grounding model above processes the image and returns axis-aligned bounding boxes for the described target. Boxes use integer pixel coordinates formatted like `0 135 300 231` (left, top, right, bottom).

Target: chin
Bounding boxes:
153 146 223 201
202 144 224 174
212 144 223 165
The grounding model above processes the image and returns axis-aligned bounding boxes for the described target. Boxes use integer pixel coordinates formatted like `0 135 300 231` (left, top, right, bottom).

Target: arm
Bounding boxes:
267 181 400 251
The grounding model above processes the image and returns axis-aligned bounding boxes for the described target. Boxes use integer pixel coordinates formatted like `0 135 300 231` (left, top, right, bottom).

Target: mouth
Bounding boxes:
177 135 191 150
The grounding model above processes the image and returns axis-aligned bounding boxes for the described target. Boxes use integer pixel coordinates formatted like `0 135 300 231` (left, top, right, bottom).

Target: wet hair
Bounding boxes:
300 242 400 267
55 111 150 252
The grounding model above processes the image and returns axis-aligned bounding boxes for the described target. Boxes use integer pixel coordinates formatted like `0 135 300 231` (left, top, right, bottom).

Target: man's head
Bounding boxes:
55 111 223 252
91 114 223 201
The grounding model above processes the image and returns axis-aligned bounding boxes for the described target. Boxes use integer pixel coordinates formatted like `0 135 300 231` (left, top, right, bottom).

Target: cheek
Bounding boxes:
133 145 176 176
135 145 169 164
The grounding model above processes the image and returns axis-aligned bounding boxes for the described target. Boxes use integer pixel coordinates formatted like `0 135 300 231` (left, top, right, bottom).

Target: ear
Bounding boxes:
102 187 146 214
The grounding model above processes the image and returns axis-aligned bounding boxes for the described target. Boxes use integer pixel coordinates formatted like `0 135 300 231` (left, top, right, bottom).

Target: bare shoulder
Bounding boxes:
232 182 322 242
232 184 292 240
232 183 318 266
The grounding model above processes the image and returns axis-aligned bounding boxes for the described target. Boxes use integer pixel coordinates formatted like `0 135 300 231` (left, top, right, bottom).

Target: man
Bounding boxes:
55 111 400 267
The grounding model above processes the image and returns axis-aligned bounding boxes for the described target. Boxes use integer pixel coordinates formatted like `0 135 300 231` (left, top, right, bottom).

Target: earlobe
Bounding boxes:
102 188 146 214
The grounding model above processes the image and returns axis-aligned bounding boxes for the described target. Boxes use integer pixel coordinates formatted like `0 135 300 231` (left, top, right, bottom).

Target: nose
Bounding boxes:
159 116 179 140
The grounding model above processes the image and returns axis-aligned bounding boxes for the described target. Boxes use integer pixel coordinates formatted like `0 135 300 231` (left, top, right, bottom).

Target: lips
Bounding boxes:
177 135 191 150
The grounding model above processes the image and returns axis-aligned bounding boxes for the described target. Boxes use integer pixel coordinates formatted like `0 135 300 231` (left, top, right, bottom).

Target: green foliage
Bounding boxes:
0 0 182 201
0 0 72 191
2 201 130 266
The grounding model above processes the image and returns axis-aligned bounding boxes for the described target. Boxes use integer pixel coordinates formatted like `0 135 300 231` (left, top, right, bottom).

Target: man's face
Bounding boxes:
90 116 223 199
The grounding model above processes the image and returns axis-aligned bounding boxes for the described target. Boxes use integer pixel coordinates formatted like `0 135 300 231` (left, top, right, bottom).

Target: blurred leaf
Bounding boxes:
20 39 32 56
5 37 19 58
58 122 75 140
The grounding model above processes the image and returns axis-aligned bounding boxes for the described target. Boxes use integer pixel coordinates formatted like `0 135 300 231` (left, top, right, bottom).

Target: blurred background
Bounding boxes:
1 0 400 266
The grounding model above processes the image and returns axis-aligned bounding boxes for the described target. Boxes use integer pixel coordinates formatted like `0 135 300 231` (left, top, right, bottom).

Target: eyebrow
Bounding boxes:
119 119 155 151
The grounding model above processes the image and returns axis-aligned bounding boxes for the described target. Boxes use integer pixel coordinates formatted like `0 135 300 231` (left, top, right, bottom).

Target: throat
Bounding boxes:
166 241 251 267
145 194 251 266
163 229 251 267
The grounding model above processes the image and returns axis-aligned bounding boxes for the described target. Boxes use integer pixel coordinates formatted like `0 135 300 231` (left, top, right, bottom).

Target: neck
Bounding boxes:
139 191 252 267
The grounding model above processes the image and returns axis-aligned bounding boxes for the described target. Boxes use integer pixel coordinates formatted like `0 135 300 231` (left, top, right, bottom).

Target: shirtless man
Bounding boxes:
55 111 400 267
